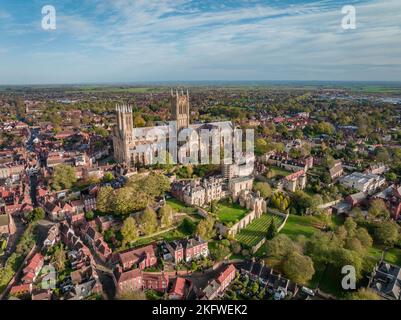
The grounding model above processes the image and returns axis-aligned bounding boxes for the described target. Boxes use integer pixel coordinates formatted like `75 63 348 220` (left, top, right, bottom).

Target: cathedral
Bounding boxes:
112 90 250 168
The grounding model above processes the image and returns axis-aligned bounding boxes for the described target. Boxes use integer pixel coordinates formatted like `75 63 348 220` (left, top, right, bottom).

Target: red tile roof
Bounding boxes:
217 264 236 285
170 277 186 297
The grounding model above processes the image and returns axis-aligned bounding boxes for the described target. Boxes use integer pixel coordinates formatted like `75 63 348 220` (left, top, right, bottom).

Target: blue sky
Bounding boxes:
0 0 400 84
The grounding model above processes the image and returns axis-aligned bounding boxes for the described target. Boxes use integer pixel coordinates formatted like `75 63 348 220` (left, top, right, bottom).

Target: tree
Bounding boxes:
282 252 315 285
349 288 380 300
102 172 114 182
140 207 158 235
253 182 272 199
121 217 138 245
113 187 136 216
332 248 363 280
85 210 95 220
355 228 373 248
117 289 147 300
368 199 390 220
211 242 231 261
27 207 45 223
266 234 295 260
374 221 399 247
344 237 364 254
159 204 174 228
344 218 357 238
133 114 146 127
230 241 242 255
196 216 216 240
52 244 66 272
266 219 278 240
96 186 114 213
51 165 77 190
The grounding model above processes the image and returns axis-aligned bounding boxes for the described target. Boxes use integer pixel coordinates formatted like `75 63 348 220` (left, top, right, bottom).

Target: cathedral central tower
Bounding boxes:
171 89 190 132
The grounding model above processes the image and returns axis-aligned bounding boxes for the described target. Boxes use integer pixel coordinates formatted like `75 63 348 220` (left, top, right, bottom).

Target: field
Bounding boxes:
236 214 283 248
217 202 248 224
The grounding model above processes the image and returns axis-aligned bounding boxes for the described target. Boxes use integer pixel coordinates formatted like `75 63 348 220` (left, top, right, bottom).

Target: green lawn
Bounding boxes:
166 198 196 214
130 218 197 247
384 248 401 266
269 166 291 178
217 202 248 224
236 214 283 248
280 214 324 240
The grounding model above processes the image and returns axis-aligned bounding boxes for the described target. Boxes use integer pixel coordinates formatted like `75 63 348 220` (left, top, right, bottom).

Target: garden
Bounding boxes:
215 201 249 226
236 214 283 248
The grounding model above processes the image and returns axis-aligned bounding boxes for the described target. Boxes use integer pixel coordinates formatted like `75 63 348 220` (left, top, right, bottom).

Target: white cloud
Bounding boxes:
1 0 401 83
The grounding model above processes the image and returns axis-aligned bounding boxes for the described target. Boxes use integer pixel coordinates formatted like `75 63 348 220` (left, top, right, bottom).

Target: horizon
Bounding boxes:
2 79 401 88
1 0 401 84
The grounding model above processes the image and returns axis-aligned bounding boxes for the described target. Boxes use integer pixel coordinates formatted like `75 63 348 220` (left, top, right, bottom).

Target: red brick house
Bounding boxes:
216 264 236 292
114 267 143 294
201 264 236 300
166 237 209 263
114 267 169 295
142 272 169 292
115 245 157 270
93 238 112 263
169 277 187 300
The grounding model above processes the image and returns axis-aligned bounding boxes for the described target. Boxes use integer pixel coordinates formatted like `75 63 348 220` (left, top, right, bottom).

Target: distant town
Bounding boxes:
0 83 400 301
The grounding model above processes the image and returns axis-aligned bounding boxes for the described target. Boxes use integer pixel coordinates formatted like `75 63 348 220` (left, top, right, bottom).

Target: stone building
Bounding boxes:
281 170 307 192
229 176 254 201
171 176 224 207
112 90 234 167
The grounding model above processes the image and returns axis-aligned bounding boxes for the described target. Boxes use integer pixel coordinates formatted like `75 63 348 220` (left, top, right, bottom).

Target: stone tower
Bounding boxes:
113 104 133 164
171 89 190 132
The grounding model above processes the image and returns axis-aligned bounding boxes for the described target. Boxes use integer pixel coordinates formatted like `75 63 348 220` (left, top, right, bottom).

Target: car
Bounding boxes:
301 286 315 296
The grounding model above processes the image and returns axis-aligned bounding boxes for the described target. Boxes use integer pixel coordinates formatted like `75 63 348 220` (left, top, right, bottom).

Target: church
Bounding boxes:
112 90 245 167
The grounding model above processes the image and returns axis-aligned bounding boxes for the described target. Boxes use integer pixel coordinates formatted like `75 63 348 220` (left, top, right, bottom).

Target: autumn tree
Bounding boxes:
121 217 138 246
97 186 114 213
140 207 158 235
265 234 295 260
117 289 147 300
51 165 77 190
52 244 66 272
113 187 135 216
253 182 272 199
159 204 174 228
374 221 399 247
282 252 315 285
368 199 390 220
349 288 380 300
196 216 216 240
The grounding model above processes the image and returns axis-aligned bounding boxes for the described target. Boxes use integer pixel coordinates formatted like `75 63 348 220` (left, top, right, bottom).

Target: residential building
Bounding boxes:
340 172 386 194
165 236 209 263
201 264 236 300
369 261 401 300
115 244 157 270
